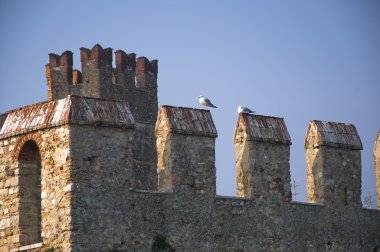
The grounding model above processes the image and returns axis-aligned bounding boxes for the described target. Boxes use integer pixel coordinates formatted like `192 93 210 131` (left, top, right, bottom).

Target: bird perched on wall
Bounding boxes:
238 105 255 114
199 95 217 108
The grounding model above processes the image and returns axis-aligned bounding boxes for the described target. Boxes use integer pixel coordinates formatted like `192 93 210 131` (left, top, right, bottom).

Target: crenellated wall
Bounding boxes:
305 121 363 208
1 45 380 251
45 44 158 124
156 106 217 196
234 114 292 202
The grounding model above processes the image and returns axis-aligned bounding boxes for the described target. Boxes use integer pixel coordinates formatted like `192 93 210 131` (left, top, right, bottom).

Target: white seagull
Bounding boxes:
199 95 217 108
238 105 255 114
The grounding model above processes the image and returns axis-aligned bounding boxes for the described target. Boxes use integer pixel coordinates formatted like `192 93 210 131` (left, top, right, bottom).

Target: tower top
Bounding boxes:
234 113 291 144
305 120 362 150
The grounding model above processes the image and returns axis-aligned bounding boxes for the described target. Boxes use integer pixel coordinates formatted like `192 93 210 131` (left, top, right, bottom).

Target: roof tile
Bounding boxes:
305 120 362 150
156 106 217 137
0 96 135 139
234 114 291 144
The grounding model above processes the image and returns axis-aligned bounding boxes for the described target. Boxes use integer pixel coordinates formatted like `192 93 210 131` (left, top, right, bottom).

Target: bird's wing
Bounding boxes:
204 98 211 104
204 98 217 108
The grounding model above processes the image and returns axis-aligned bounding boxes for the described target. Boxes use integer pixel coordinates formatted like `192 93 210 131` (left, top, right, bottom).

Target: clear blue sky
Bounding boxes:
0 0 379 207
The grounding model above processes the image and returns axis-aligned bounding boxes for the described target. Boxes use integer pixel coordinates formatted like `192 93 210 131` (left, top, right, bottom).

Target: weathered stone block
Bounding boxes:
234 114 292 202
156 106 217 196
9 178 17 187
305 120 362 208
0 219 10 230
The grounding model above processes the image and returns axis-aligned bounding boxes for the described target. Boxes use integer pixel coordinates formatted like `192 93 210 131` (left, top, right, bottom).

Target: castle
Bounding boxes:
0 44 379 251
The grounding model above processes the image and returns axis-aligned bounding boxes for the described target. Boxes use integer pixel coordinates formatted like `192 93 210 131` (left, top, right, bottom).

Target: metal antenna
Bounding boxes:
292 180 301 201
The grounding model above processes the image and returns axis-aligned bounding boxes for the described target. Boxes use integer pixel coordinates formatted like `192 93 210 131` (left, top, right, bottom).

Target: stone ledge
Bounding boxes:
10 242 43 252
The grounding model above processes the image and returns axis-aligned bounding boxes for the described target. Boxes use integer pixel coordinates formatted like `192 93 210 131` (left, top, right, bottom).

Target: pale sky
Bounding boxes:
0 0 379 207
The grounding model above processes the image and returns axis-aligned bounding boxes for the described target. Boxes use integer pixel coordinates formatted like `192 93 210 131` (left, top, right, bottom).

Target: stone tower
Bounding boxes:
0 44 158 250
46 44 158 189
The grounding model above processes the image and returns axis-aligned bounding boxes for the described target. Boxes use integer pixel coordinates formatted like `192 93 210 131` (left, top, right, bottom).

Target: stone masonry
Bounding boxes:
305 121 363 208
234 114 292 202
0 44 380 251
375 131 380 209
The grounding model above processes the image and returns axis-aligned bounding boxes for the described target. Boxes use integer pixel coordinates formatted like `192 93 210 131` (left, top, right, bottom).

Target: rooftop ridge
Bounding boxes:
305 120 363 150
0 96 135 139
234 113 291 144
156 105 217 137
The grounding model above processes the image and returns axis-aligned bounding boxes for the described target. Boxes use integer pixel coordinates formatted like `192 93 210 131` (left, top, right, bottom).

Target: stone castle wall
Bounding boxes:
69 125 135 250
0 44 379 252
0 127 72 251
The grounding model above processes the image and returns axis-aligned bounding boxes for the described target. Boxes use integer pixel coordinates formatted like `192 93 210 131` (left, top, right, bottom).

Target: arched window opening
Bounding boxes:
18 140 42 245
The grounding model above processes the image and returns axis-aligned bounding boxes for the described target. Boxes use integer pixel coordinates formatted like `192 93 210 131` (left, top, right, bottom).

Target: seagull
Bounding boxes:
199 95 217 108
238 105 255 114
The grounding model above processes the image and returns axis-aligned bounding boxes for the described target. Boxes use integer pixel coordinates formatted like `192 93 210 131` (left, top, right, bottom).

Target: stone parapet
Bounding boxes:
156 106 217 195
45 44 158 125
234 114 292 202
305 120 362 208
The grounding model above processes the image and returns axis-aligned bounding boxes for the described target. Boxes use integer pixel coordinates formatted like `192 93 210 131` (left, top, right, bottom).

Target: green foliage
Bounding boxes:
44 248 54 252
152 234 175 252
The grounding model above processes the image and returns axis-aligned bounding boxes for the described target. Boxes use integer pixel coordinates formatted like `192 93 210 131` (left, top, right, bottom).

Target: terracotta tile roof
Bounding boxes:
305 120 362 150
156 106 217 137
0 96 134 139
234 114 291 144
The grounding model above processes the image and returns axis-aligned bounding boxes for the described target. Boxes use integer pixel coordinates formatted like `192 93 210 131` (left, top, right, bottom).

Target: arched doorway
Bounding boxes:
18 140 42 245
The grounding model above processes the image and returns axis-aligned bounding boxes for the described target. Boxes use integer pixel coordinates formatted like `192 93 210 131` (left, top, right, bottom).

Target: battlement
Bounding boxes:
234 113 291 144
80 44 113 67
1 46 380 251
156 106 217 194
46 44 158 124
234 114 292 201
1 104 380 251
48 51 73 68
305 120 363 150
156 106 217 137
305 120 363 208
